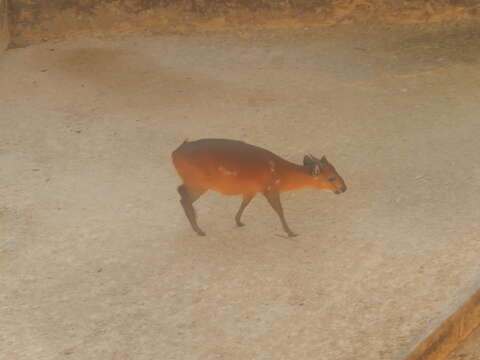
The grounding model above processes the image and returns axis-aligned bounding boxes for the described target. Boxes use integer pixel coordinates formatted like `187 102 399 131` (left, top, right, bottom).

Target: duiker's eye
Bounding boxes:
328 178 336 182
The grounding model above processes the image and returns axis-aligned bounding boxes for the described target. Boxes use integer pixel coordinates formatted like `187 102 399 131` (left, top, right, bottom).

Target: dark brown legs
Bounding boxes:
263 190 297 237
177 185 206 236
235 193 255 227
177 186 296 237
238 191 297 236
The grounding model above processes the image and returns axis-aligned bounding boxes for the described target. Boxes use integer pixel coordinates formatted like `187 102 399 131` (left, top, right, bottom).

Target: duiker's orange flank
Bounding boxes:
172 138 347 237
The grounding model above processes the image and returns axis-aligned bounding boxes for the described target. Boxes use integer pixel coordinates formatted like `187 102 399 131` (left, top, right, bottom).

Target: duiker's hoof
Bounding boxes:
196 230 206 236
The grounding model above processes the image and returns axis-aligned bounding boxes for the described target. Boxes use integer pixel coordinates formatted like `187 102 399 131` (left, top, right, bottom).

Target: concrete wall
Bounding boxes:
0 0 9 51
8 0 480 44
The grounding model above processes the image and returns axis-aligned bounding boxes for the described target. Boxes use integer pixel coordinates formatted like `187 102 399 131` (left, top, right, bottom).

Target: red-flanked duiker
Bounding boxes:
172 138 347 237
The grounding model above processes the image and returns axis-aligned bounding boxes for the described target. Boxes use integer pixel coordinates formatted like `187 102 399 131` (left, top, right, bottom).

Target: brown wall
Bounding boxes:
0 0 9 51
8 0 480 44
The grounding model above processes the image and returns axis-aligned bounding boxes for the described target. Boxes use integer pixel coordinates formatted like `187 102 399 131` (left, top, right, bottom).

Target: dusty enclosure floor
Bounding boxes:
1 24 480 360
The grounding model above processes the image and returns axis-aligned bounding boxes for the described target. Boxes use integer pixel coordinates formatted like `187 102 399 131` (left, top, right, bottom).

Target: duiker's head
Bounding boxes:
303 154 347 194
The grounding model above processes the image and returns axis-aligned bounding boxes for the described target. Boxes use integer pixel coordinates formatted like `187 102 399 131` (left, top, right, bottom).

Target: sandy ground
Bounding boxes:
1 24 480 360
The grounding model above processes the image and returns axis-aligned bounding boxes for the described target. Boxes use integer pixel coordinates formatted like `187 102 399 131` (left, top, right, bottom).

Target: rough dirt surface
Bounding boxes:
1 24 480 360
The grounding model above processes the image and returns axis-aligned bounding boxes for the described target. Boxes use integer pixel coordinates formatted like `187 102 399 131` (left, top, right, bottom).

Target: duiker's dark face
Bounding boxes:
303 155 347 194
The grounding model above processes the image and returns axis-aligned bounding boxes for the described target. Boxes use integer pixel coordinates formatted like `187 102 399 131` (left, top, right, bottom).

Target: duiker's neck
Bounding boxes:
278 161 316 192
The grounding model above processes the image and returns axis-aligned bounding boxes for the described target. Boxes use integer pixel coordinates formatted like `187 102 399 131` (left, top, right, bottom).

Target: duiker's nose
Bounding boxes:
335 184 347 194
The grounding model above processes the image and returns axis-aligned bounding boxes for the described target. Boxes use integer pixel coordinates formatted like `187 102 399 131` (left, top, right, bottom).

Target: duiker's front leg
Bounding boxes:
235 193 255 227
263 190 297 237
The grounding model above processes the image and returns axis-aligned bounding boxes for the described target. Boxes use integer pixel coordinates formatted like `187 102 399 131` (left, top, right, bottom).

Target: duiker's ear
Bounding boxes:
312 164 320 177
320 155 327 163
303 154 314 165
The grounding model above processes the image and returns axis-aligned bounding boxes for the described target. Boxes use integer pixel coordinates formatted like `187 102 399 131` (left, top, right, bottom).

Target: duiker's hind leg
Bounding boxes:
177 185 206 236
235 193 255 227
